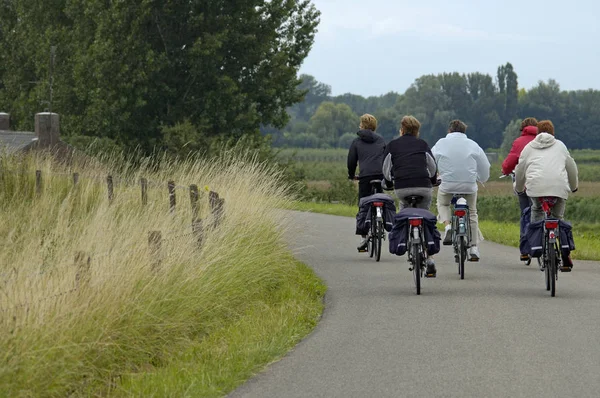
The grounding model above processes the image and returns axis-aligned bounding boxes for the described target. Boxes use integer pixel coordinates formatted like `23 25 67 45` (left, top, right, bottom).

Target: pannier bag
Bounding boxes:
355 193 397 235
521 207 576 259
389 207 441 256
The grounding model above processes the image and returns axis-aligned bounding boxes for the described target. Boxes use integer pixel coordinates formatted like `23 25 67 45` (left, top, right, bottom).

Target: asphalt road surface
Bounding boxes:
231 211 600 398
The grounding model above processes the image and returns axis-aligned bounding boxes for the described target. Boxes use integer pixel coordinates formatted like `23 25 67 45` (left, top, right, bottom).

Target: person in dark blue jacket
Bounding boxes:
347 114 386 250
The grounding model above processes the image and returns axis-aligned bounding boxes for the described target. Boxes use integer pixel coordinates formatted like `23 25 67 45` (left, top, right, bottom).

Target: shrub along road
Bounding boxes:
231 211 600 398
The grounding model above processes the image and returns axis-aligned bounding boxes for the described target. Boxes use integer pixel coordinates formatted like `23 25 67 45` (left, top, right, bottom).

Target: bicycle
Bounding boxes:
356 179 385 262
537 197 563 297
448 194 472 280
367 180 385 262
403 195 430 295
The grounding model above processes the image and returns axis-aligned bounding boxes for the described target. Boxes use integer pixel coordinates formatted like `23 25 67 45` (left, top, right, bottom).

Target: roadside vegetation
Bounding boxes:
0 151 325 397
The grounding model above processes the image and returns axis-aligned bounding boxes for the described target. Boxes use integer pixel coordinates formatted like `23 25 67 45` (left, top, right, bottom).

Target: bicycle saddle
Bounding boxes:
404 195 423 205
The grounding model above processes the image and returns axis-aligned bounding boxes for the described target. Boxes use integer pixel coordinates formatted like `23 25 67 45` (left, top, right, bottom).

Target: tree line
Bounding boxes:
0 0 320 155
267 64 600 151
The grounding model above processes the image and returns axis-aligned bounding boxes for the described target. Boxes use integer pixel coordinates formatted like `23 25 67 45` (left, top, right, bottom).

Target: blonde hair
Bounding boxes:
537 120 555 136
400 115 421 137
359 114 377 131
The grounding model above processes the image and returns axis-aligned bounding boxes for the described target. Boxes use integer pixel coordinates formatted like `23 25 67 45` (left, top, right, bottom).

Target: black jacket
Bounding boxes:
382 135 437 189
347 130 386 179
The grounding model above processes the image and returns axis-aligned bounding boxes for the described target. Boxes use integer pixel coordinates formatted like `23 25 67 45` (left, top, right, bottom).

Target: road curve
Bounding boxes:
231 211 600 398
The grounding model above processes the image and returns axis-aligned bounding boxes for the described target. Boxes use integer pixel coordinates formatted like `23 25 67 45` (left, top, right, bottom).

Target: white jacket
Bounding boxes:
432 132 490 194
514 133 578 199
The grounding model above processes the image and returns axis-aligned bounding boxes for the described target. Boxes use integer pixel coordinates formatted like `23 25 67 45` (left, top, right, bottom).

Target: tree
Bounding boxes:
0 0 321 153
500 119 522 156
308 102 358 146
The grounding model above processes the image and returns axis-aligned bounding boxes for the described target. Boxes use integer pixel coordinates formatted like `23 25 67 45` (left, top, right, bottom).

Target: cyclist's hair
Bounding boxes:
400 115 421 136
359 114 377 131
448 119 467 133
520 117 538 130
537 120 555 136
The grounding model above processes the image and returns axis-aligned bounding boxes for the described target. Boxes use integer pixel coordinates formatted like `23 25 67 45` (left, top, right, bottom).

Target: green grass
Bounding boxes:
0 152 326 397
116 256 325 397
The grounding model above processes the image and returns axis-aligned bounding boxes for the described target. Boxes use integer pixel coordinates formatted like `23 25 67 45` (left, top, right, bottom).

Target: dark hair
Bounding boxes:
448 119 467 133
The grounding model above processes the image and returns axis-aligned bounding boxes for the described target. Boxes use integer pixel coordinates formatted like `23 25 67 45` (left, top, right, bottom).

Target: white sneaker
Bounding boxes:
443 224 452 245
468 246 480 262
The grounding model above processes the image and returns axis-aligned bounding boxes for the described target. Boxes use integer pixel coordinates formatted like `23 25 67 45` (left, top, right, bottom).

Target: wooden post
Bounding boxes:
35 170 42 196
0 113 10 130
107 175 113 204
148 231 162 271
73 173 79 186
35 113 60 147
74 251 90 288
189 184 199 221
140 178 148 205
168 180 176 213
192 219 204 248
209 191 225 228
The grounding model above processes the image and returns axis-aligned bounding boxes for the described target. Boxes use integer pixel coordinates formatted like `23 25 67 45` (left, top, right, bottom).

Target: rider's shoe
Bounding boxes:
520 253 530 262
357 238 368 252
468 246 480 262
443 225 452 245
560 255 573 272
425 259 437 278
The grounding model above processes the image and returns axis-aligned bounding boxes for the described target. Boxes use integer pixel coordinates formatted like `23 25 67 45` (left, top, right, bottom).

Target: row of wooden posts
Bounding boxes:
34 169 226 286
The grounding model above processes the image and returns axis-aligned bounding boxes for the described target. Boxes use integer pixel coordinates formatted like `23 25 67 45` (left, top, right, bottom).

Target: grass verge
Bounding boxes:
291 201 600 261
0 152 325 396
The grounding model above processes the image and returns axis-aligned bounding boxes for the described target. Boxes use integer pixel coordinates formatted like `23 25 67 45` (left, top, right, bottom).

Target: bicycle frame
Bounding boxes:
450 195 471 279
407 216 427 295
539 198 562 297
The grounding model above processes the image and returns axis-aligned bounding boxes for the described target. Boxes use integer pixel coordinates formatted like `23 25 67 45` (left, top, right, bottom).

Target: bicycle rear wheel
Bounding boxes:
369 214 376 258
412 243 421 295
549 242 557 297
458 236 467 280
375 220 383 262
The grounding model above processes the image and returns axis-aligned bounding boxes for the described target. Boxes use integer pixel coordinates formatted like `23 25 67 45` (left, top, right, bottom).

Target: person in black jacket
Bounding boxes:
347 114 386 250
382 115 438 277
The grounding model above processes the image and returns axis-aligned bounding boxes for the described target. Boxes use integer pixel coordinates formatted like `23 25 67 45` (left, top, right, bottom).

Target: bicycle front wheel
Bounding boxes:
413 243 421 295
549 242 557 297
375 220 383 262
458 236 467 280
369 216 376 258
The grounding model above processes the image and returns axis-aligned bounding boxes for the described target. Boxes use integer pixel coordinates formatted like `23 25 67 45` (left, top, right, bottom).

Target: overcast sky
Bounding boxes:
300 0 600 97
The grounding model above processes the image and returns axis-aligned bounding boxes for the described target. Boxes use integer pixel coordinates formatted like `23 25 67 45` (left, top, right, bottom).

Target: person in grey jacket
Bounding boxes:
514 119 578 223
432 119 490 261
347 113 386 250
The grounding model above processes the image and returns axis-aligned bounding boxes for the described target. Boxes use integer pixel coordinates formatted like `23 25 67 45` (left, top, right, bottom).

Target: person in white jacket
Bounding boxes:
514 120 578 223
432 120 490 261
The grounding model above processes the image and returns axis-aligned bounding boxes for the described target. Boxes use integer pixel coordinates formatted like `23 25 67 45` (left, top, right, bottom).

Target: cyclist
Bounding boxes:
381 115 437 277
502 117 539 261
432 119 490 261
514 120 578 270
347 113 386 251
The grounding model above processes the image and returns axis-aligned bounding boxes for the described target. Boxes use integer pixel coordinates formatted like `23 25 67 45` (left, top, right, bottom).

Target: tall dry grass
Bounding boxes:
0 149 299 396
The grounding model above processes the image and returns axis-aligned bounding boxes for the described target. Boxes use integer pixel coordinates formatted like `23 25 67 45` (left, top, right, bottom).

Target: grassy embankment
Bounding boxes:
0 151 325 397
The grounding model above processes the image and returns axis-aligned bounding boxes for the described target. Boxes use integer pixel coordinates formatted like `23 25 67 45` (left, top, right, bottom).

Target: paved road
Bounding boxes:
231 211 600 398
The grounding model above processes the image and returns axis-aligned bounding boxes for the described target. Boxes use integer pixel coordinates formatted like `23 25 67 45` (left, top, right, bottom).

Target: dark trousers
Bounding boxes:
357 175 383 205
518 192 531 254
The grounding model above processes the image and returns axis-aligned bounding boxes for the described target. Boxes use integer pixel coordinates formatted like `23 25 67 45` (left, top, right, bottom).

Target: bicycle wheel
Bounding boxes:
369 214 376 258
412 242 421 295
458 236 467 280
548 242 557 297
375 220 383 262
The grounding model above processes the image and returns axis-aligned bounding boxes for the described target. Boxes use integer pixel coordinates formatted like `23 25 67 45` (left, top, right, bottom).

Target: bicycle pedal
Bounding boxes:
559 267 572 273
467 258 479 262
425 273 436 278
357 248 368 253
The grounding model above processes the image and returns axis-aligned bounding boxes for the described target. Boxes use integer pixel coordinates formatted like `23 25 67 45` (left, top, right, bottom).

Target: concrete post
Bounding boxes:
0 113 9 130
35 112 60 147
